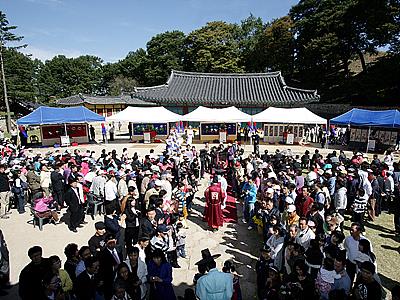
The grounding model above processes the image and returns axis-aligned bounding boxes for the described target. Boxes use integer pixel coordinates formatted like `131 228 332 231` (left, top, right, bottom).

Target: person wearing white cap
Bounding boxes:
144 179 161 209
282 204 299 230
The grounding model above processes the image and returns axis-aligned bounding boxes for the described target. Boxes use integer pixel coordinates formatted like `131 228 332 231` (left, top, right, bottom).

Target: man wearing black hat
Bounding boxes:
64 174 84 233
88 221 107 254
195 248 233 300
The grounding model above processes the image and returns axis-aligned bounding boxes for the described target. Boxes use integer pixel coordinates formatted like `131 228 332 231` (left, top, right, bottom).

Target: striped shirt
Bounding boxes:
353 196 368 214
150 236 169 253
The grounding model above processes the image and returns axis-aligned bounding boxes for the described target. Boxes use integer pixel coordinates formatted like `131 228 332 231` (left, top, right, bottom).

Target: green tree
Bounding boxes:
257 16 295 76
0 11 26 131
145 31 185 85
184 21 243 73
290 0 399 94
108 75 138 96
236 14 265 72
38 55 103 102
1 48 37 103
119 48 148 85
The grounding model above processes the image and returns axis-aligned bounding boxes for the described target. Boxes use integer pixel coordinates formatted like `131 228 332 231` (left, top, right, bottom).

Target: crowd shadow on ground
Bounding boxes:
379 273 400 294
1 283 19 300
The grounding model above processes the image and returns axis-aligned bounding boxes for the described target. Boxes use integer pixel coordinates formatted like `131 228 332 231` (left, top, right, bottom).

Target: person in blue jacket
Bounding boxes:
147 248 176 300
242 176 258 229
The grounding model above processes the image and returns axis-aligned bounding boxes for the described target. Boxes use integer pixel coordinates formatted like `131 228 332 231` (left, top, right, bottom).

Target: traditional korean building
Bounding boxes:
57 70 319 116
56 94 156 117
133 70 320 115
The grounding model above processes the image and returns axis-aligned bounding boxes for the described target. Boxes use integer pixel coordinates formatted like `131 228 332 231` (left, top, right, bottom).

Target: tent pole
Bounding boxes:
366 126 371 154
326 120 330 150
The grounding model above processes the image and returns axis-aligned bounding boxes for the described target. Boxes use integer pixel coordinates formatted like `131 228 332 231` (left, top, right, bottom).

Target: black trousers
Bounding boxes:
346 260 357 285
125 227 140 252
53 190 64 207
69 206 83 230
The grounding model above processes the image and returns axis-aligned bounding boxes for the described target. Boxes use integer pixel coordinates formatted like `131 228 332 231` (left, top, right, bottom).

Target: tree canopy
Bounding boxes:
2 2 400 107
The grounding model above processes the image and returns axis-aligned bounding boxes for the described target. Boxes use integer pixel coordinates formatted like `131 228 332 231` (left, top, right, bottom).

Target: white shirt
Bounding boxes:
105 180 118 201
344 235 369 263
295 227 315 250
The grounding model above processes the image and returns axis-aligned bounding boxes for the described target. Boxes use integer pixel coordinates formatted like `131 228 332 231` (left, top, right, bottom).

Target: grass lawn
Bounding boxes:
345 212 400 294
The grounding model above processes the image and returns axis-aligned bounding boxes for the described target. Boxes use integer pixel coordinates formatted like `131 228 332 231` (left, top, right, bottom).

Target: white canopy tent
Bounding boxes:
252 107 326 124
107 106 181 123
181 106 251 122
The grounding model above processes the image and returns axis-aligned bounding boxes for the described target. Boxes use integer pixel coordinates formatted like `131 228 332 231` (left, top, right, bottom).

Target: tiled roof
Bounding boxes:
134 70 319 107
57 94 156 106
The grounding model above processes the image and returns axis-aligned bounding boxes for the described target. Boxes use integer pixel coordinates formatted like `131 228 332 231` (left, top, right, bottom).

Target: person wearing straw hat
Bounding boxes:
195 248 233 300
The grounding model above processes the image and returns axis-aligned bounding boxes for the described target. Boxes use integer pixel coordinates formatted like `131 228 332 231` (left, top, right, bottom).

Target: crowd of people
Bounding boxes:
232 147 400 300
0 127 400 299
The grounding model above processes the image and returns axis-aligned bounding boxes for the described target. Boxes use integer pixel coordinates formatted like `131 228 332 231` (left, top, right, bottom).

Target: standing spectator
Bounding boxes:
12 169 27 214
0 164 10 219
353 261 382 300
63 243 79 282
109 123 115 141
0 230 9 296
195 249 233 300
124 247 148 299
332 256 352 296
74 256 102 300
49 255 73 296
88 221 107 254
124 196 141 253
19 246 50 300
344 222 367 284
40 164 51 197
147 249 176 300
89 124 96 142
101 123 107 143
295 218 316 251
295 186 314 217
100 234 123 300
64 174 84 233
51 163 65 211
242 176 257 227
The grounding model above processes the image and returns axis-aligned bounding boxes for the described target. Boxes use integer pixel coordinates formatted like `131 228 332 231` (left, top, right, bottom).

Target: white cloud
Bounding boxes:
21 46 83 61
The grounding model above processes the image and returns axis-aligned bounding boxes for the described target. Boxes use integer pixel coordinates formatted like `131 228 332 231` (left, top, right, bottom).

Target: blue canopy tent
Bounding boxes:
17 106 105 125
17 106 105 146
330 108 400 152
330 108 400 128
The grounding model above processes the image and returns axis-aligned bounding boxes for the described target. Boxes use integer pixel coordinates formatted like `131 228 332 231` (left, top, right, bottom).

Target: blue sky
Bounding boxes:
2 0 298 63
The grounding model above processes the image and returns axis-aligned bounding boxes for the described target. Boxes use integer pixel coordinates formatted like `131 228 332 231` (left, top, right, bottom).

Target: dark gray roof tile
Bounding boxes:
134 70 319 107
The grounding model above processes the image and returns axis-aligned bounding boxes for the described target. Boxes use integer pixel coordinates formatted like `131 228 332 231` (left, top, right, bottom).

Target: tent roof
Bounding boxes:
181 106 251 122
252 107 326 124
330 108 400 128
107 106 181 123
17 106 105 125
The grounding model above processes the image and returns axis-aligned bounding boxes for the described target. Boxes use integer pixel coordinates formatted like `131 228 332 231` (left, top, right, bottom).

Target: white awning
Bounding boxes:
181 106 251 122
252 107 326 124
107 106 181 123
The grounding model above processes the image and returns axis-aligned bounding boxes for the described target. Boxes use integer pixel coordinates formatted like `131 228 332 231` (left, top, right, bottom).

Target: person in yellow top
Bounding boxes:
283 204 300 230
49 255 73 294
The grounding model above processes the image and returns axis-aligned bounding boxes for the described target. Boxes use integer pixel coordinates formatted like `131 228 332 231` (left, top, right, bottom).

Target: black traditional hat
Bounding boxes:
195 248 221 266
